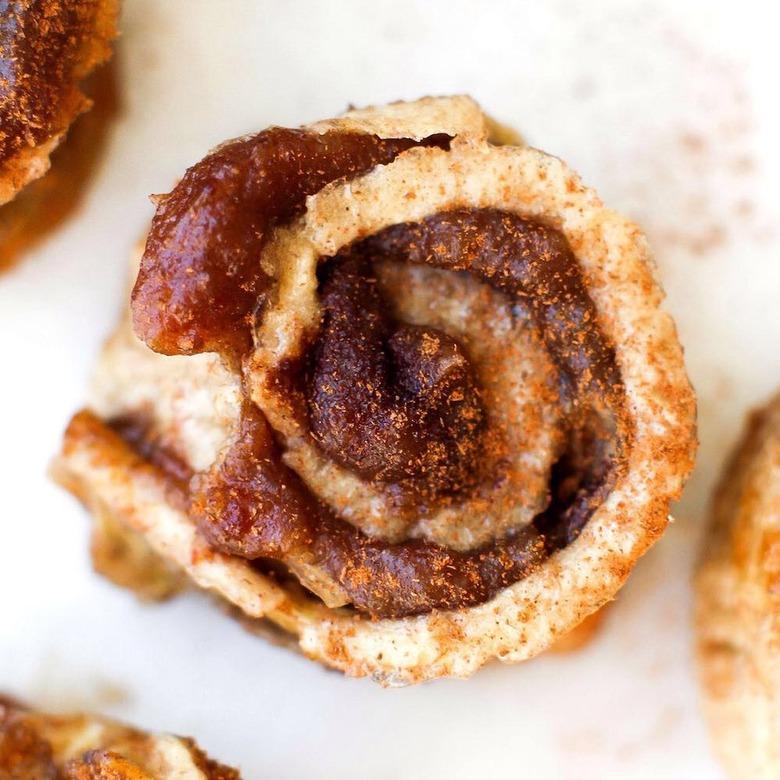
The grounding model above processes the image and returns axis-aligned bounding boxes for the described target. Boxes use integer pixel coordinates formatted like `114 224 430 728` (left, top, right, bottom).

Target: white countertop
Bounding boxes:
1 1 779 777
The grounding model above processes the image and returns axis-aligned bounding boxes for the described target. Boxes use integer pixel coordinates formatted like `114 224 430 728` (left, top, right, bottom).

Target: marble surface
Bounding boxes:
1 1 778 777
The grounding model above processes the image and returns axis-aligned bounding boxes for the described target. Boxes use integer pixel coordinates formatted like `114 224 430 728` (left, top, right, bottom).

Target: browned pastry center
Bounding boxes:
129 127 630 620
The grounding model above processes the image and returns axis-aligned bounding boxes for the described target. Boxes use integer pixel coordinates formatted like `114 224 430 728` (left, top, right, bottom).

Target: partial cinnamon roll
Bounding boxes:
0 695 239 778
696 393 780 779
54 96 696 684
0 0 118 206
0 58 120 272
548 609 607 654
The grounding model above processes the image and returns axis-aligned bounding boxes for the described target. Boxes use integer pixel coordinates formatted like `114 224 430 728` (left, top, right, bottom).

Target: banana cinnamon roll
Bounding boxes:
0 0 118 205
0 695 239 778
54 96 696 684
696 393 780 779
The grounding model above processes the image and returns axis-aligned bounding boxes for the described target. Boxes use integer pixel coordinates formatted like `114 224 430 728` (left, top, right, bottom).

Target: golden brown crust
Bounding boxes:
0 0 119 206
0 696 240 779
54 96 697 685
696 393 780 779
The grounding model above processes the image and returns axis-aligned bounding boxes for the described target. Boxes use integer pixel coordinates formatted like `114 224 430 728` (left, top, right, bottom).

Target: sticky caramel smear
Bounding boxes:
132 129 450 357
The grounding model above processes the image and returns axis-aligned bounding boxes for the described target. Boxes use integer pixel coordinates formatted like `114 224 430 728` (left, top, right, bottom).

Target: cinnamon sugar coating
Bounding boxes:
54 96 696 683
696 393 780 779
0 0 118 204
133 109 626 618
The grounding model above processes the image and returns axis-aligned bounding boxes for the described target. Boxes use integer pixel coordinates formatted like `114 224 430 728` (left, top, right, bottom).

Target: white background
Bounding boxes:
1 1 779 777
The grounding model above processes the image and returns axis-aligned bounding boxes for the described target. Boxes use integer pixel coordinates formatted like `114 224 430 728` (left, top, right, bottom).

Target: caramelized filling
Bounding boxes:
0 702 56 779
0 1 109 167
131 129 629 619
308 255 486 497
1 59 119 272
132 129 450 357
0 697 240 779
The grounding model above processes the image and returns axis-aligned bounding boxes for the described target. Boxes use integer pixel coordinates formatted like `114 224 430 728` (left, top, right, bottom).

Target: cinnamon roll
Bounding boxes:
0 0 118 206
54 96 697 684
0 58 119 272
0 695 239 778
696 393 780 779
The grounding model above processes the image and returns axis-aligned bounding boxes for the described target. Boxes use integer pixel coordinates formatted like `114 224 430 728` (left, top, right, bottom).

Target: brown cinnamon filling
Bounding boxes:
308 254 486 497
1 58 119 271
108 415 193 494
0 1 109 168
130 128 629 619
